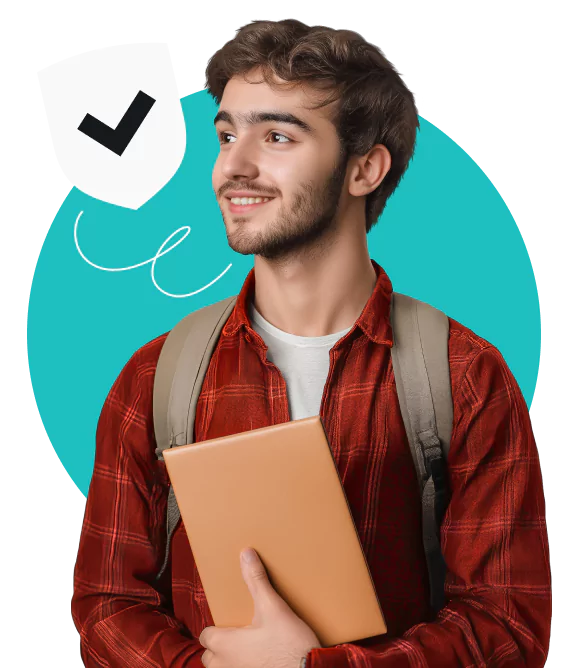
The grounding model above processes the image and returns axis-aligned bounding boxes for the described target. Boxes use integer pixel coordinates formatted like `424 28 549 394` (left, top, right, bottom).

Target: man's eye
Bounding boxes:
267 132 291 144
218 131 236 144
219 132 292 144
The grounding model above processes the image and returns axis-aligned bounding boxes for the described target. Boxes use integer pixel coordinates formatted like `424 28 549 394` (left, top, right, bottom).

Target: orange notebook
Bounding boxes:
163 414 387 646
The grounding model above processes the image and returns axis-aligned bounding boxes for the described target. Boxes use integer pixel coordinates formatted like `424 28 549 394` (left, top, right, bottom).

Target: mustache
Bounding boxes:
219 184 280 198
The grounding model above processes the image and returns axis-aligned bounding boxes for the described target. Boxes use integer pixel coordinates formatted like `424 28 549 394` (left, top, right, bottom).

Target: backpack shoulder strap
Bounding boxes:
153 295 238 458
153 294 237 579
390 291 453 614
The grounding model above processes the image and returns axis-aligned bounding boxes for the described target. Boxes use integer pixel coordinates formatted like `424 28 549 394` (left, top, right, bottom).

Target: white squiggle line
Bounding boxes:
74 210 232 298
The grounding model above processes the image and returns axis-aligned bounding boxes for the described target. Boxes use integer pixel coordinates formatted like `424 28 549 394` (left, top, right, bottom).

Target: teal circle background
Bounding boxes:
28 90 541 497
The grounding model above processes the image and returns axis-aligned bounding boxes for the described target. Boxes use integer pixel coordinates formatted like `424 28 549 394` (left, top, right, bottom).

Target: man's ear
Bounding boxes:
348 144 392 197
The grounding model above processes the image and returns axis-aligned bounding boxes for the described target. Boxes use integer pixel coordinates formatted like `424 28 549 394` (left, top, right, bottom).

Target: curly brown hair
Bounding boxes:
205 19 420 233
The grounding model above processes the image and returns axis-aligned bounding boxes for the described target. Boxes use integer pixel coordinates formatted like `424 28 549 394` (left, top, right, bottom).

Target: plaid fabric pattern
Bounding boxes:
72 260 551 667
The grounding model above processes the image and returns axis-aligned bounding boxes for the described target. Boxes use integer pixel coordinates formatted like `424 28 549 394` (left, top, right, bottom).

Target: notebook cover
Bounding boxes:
163 415 387 646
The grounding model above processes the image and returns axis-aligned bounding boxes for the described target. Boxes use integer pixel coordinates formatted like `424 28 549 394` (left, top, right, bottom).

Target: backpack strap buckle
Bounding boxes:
418 428 449 528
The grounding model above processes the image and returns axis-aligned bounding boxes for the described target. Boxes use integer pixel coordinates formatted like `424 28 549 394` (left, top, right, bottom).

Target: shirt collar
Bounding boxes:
222 258 394 347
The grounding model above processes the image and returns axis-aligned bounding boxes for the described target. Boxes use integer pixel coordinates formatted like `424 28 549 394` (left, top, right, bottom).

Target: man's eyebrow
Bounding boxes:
213 110 315 135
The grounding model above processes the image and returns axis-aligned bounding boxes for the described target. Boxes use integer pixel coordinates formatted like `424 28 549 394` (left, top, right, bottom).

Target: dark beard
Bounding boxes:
225 149 350 261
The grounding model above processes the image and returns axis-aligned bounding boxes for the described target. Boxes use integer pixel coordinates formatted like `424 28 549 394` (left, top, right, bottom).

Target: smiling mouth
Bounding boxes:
226 197 276 213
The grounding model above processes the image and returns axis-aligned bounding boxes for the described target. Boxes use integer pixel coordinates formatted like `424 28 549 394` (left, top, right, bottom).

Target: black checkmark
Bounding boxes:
78 90 156 156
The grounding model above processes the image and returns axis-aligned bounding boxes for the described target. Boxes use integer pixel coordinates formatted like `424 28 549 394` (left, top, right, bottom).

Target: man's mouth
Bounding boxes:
226 196 276 213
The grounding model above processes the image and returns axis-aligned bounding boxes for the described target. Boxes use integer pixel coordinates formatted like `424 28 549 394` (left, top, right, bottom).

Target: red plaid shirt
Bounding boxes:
72 259 551 667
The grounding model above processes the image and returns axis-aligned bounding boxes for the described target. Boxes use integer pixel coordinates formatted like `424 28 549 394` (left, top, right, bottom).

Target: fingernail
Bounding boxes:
242 548 255 563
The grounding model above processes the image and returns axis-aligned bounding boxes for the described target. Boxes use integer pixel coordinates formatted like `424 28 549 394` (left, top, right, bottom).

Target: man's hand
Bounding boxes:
199 547 322 668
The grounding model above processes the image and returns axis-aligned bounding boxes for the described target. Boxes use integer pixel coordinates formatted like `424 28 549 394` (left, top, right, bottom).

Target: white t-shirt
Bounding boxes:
248 301 352 420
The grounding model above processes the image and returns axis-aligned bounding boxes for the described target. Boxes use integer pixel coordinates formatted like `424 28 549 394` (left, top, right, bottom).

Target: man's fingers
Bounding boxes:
200 648 213 667
198 626 213 648
240 548 277 609
199 626 238 651
250 567 269 582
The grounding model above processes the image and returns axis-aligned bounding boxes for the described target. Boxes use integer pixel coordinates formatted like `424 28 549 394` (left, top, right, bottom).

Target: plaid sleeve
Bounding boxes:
71 345 206 667
306 345 552 667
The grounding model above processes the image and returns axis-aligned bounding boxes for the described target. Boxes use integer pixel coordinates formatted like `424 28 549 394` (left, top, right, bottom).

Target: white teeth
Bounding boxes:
230 197 272 205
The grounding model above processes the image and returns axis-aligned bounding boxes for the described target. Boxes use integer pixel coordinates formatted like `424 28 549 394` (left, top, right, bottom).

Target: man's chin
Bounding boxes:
227 236 285 260
225 234 261 257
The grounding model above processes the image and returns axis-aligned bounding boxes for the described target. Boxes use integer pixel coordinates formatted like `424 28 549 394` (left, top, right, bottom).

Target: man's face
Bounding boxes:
212 68 350 260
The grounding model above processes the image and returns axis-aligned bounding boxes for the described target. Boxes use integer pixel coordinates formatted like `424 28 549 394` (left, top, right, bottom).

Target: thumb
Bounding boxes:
240 548 279 617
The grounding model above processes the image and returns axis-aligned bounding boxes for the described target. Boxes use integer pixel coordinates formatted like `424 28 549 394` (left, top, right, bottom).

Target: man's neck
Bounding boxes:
252 234 377 337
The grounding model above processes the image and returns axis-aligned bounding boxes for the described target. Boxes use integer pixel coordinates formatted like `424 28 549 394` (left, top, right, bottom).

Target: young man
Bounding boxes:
72 19 552 668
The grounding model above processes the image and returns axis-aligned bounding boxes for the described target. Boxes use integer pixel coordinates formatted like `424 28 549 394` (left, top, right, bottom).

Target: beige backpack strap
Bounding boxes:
390 292 453 614
153 295 237 579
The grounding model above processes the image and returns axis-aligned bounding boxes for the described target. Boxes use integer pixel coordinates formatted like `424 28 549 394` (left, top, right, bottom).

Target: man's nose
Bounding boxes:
221 136 261 180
